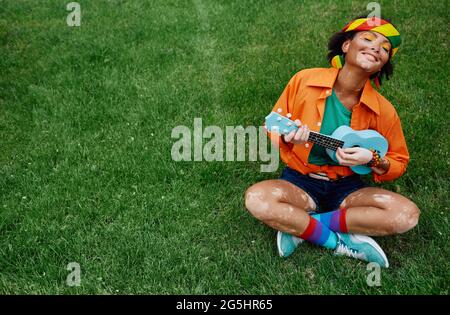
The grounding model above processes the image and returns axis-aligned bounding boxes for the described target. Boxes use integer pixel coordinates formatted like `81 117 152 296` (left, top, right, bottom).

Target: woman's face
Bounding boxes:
342 31 391 73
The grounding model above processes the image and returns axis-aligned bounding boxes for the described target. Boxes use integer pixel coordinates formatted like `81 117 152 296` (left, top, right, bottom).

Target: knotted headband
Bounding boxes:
330 17 402 87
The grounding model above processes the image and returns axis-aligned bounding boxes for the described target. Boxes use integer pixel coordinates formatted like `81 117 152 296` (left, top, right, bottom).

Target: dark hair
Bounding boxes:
327 15 397 86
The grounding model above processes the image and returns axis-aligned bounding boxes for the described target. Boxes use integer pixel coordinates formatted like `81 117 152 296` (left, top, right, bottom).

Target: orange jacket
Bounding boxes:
269 67 409 183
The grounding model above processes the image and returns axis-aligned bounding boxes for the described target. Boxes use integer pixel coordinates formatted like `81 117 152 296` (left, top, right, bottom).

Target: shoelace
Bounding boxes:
336 243 363 259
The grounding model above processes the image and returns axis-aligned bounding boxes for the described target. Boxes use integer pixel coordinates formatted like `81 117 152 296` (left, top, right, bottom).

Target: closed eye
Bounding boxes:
363 33 376 41
382 44 391 53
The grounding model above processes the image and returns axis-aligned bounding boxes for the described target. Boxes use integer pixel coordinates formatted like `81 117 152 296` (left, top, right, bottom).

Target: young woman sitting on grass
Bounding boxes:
245 16 420 268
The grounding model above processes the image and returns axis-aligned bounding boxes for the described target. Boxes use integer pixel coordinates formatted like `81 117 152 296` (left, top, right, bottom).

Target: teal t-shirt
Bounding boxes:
308 89 352 166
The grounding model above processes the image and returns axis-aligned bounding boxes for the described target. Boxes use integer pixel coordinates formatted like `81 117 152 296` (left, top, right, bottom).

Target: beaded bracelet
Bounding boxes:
367 149 382 167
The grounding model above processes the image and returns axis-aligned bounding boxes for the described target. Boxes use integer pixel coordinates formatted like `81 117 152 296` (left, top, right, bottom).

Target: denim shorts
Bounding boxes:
280 166 370 213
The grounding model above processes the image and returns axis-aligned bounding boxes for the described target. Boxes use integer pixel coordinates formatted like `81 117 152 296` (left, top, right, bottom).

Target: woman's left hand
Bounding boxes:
335 147 373 166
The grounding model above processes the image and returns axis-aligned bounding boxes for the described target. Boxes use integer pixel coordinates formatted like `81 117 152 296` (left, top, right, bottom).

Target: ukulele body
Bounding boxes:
327 125 388 174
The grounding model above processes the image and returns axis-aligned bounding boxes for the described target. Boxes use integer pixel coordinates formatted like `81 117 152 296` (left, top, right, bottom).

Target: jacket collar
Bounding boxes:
306 67 380 115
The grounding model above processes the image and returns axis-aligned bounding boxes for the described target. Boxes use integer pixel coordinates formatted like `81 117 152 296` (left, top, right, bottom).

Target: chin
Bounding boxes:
355 57 379 73
358 64 372 72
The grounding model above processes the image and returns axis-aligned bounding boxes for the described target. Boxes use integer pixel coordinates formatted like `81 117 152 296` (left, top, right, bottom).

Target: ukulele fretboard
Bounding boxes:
308 131 344 151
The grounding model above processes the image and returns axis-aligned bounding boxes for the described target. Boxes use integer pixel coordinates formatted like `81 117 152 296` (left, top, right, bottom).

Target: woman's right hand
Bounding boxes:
283 119 310 145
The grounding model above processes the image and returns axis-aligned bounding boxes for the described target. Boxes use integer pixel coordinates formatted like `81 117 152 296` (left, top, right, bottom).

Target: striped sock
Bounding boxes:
299 216 338 250
311 208 348 233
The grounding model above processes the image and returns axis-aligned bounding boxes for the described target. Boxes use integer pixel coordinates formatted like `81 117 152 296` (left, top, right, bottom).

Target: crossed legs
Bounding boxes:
245 180 420 237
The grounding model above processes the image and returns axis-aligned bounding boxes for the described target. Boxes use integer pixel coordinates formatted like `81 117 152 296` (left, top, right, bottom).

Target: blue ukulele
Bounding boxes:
265 111 388 174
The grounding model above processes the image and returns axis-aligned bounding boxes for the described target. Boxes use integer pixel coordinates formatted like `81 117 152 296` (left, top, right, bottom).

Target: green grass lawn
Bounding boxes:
0 0 448 294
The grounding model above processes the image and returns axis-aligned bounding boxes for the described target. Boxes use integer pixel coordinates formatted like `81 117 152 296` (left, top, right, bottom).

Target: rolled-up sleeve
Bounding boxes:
373 115 410 183
265 73 302 152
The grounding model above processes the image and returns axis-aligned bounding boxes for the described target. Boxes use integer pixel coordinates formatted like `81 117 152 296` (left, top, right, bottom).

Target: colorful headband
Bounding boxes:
343 17 401 57
330 17 402 88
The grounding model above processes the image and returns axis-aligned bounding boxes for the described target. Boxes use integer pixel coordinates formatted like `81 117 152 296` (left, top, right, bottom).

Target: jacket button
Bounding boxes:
305 143 309 148
317 122 321 126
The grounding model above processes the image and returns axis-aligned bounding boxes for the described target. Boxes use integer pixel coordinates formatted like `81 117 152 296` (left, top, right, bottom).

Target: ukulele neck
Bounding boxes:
308 131 344 151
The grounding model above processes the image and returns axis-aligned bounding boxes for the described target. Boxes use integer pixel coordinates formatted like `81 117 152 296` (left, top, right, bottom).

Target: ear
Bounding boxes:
341 39 351 54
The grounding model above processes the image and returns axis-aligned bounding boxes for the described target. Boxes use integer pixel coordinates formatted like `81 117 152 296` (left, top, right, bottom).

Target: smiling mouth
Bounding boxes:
361 52 378 62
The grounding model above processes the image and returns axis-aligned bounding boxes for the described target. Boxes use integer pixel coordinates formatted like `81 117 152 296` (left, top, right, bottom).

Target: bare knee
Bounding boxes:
386 202 420 234
244 183 275 222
